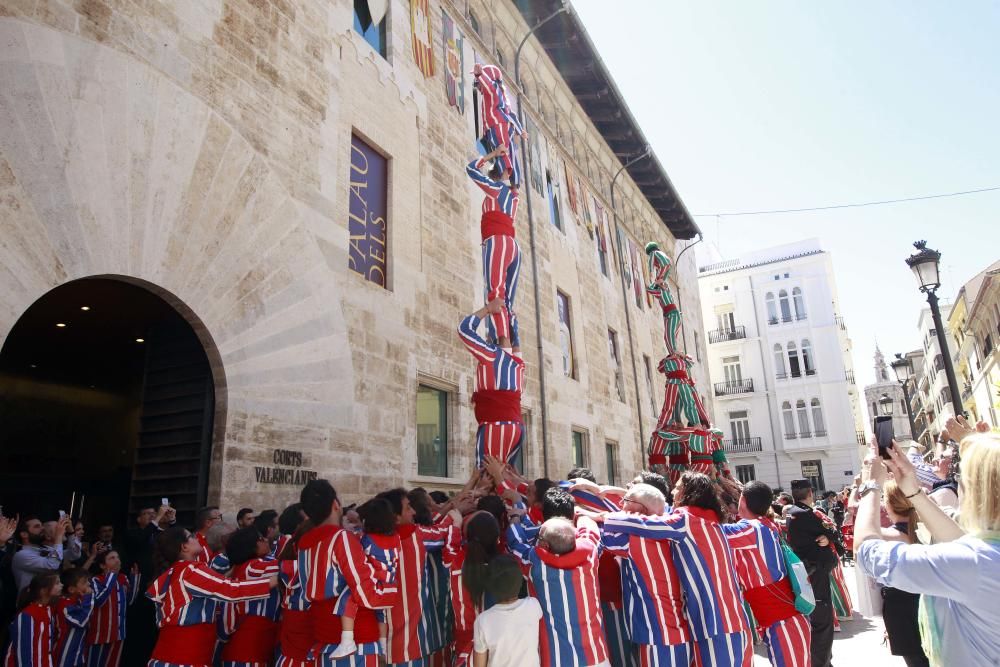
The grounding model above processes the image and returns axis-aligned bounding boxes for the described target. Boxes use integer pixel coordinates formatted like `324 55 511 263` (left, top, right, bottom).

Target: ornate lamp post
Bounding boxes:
890 353 918 439
905 241 964 416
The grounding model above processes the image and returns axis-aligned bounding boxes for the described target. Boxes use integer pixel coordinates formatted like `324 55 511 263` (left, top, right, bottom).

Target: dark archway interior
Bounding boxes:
0 278 213 530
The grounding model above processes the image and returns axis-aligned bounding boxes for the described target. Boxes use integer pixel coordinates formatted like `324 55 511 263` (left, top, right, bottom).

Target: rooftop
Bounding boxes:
697 239 825 276
514 0 700 240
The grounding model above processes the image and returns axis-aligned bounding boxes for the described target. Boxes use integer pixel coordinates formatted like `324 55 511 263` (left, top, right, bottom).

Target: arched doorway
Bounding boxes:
0 278 219 529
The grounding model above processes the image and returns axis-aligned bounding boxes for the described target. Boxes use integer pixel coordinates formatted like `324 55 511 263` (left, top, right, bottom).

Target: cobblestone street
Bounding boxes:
752 562 907 666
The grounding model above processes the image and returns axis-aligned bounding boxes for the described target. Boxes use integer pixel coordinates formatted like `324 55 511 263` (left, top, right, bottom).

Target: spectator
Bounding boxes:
785 479 840 667
147 527 276 665
630 470 671 499
237 508 255 529
193 506 222 564
12 515 69 593
253 510 280 557
855 434 1000 667
508 516 608 666
541 487 574 521
94 524 122 557
472 554 542 667
445 511 500 665
274 503 313 667
876 479 930 667
567 467 597 483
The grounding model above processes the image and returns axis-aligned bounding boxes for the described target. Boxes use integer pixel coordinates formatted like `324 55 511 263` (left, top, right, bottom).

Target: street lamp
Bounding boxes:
890 353 918 440
878 393 894 417
905 241 965 416
514 1 570 478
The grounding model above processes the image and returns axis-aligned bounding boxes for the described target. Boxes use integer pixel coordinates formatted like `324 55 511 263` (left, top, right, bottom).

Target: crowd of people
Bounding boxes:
1 415 997 667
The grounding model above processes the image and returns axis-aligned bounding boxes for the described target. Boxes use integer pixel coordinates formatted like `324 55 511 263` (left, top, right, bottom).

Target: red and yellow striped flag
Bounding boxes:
411 0 434 78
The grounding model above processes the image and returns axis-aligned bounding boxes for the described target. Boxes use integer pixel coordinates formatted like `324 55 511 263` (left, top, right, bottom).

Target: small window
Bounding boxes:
605 441 619 486
572 429 588 467
787 342 801 378
353 0 388 58
811 398 825 435
784 273 789 278
773 343 787 379
729 410 751 445
766 293 777 324
792 287 806 321
802 339 815 375
782 401 796 438
469 9 481 35
557 290 576 379
735 464 755 484
416 385 448 477
779 290 792 322
797 399 810 437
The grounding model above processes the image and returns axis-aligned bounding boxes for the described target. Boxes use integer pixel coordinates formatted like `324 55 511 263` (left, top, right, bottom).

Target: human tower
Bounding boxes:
456 61 735 490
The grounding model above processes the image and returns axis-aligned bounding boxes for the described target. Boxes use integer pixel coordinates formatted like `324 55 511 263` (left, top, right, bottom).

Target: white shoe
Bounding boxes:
330 639 357 658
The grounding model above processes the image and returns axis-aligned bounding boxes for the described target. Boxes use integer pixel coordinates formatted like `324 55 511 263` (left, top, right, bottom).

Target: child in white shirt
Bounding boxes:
472 554 542 667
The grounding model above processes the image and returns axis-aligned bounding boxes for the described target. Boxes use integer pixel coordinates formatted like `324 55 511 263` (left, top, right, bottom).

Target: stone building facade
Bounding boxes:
0 0 707 515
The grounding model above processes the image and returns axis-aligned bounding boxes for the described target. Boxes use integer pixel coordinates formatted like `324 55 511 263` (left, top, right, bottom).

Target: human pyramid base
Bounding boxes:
2 62 861 667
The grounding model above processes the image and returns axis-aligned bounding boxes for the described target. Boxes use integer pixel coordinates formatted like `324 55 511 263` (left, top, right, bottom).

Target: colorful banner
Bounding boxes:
526 113 543 194
631 240 644 306
564 161 578 215
410 0 434 77
348 135 388 287
442 10 465 114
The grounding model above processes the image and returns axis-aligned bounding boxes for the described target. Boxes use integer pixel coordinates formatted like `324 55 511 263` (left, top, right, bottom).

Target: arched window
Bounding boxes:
792 287 806 320
766 292 777 323
811 398 825 435
773 343 786 378
801 339 814 375
778 290 791 321
782 401 796 438
796 399 810 436
469 10 481 36
787 341 801 377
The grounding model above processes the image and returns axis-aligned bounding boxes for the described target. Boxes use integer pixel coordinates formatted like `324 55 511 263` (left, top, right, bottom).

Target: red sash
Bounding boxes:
472 389 521 423
649 454 667 465
666 370 689 380
663 303 678 313
221 615 279 662
310 597 380 645
278 609 314 660
743 577 799 627
481 210 515 240
150 623 217 665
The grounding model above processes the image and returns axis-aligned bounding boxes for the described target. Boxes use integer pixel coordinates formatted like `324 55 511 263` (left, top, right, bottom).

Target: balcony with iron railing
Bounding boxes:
835 315 846 331
714 379 755 396
814 429 828 437
775 368 817 380
708 326 747 344
723 437 763 454
845 370 855 384
962 383 973 402
856 430 867 446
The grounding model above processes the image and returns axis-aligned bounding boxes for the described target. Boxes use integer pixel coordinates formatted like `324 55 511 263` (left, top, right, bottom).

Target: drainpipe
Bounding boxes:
749 273 783 488
610 147 652 466
514 2 570 478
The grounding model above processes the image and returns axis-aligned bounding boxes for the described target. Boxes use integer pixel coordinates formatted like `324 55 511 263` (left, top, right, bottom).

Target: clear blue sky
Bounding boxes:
573 0 1000 402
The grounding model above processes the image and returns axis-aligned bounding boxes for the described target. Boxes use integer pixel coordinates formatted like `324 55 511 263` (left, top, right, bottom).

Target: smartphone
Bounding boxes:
58 510 67 521
161 497 169 507
873 415 894 459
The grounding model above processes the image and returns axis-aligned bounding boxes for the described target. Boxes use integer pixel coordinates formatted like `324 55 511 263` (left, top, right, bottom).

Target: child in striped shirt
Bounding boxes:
331 498 401 658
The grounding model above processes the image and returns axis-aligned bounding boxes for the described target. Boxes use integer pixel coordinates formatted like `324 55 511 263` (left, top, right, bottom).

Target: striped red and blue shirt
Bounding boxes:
467 159 519 219
147 561 272 629
720 517 788 591
601 519 689 646
458 314 524 393
384 523 454 664
508 517 609 667
474 65 524 135
5 603 53 667
220 558 282 638
86 571 140 644
603 507 748 640
54 591 104 667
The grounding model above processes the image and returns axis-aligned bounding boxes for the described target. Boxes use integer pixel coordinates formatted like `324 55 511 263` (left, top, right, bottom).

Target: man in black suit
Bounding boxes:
786 478 841 667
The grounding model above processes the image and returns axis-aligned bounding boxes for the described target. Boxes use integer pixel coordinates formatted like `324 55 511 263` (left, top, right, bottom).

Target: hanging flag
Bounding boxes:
410 0 434 77
525 113 544 195
564 161 578 215
617 225 630 285
603 206 616 266
442 10 465 114
632 241 644 305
